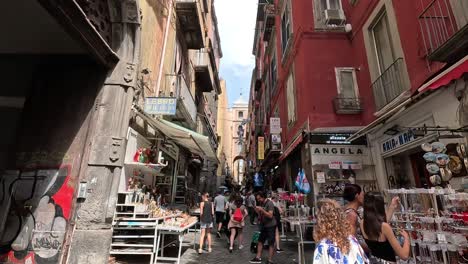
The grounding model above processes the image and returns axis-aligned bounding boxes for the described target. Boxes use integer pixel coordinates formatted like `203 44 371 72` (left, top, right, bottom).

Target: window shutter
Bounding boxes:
339 71 355 98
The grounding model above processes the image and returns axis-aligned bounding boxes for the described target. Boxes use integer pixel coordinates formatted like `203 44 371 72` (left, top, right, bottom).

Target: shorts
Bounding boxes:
215 212 225 224
200 222 213 229
258 226 276 245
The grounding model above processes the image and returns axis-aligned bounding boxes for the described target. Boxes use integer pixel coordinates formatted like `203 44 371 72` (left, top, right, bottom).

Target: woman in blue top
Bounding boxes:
313 199 368 264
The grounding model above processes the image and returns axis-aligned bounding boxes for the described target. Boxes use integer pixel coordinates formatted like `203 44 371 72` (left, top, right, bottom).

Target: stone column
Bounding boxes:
66 1 141 263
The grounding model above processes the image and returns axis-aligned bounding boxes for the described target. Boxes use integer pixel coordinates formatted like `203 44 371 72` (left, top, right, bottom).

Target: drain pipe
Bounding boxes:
155 0 174 96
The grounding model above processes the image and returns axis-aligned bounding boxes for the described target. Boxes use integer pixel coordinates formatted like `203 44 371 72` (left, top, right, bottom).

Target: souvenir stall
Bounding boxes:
154 214 198 264
308 133 377 205
385 141 468 264
119 127 179 206
110 128 198 264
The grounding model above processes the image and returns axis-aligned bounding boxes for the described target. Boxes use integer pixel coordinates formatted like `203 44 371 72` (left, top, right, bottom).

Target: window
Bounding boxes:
364 2 408 111
238 111 244 119
286 70 296 125
314 0 346 28
335 68 358 98
371 11 396 75
281 1 292 56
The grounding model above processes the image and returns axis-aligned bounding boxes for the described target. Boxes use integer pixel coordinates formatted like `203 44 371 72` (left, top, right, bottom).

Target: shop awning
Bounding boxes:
132 105 218 163
278 133 304 162
418 55 468 93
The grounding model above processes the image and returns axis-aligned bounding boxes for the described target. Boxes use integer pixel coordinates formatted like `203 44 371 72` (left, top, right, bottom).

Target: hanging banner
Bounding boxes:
144 97 177 115
270 117 281 134
258 137 265 160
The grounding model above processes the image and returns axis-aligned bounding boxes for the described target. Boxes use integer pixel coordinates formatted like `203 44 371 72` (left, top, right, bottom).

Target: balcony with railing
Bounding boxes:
176 0 205 49
333 97 363 114
419 0 468 62
372 58 407 111
193 49 220 94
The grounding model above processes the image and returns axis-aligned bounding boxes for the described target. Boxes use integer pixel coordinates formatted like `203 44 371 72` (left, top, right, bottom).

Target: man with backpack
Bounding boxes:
250 191 276 264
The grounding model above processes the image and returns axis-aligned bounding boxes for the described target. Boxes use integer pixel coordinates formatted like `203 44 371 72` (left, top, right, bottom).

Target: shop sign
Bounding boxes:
381 130 415 154
309 133 367 146
316 171 326 183
270 117 281 134
329 161 342 169
312 146 365 155
258 137 265 160
271 134 281 144
144 97 177 115
342 161 362 170
271 133 281 152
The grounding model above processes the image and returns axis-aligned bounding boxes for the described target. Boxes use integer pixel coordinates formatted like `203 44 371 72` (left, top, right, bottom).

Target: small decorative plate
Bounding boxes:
421 143 433 152
448 156 462 174
426 163 440 174
430 174 442 186
440 167 453 182
435 154 449 166
423 152 437 163
431 142 446 153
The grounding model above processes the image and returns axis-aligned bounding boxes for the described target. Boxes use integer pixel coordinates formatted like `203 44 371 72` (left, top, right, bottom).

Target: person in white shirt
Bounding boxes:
214 191 227 238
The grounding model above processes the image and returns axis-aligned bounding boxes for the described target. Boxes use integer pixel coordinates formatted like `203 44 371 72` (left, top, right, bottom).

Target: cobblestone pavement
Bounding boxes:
178 224 315 264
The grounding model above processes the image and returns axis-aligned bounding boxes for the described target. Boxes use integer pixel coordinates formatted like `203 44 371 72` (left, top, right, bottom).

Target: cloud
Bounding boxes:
214 0 257 105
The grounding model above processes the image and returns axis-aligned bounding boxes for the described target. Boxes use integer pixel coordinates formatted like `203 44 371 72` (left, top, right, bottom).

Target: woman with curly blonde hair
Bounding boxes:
313 199 368 264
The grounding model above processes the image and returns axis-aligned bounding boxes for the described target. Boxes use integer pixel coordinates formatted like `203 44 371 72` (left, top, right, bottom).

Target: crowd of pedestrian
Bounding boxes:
197 184 409 264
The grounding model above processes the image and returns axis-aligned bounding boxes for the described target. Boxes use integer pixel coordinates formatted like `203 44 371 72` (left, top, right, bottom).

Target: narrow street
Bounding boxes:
179 224 313 264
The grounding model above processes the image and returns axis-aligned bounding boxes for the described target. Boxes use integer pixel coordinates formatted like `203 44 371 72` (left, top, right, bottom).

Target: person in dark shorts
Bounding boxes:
198 192 214 254
250 192 276 264
214 191 227 237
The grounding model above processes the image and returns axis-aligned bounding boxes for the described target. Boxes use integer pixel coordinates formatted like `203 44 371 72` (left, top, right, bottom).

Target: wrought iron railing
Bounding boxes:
371 58 406 110
418 0 465 57
333 97 363 114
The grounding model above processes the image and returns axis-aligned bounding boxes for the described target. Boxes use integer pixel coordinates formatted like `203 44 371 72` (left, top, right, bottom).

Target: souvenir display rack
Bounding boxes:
314 165 377 205
154 213 198 264
387 188 468 264
110 192 197 264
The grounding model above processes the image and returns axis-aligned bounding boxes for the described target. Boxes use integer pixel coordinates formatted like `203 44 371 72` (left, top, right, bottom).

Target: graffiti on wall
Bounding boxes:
0 165 74 264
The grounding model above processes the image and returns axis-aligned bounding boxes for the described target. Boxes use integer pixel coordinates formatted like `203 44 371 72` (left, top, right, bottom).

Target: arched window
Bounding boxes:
238 111 244 119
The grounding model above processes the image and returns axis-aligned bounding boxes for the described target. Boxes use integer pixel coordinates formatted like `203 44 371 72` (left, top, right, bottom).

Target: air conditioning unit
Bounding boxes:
324 9 346 26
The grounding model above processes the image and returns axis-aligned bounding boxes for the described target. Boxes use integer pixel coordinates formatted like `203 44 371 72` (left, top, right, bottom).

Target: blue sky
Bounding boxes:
214 0 257 106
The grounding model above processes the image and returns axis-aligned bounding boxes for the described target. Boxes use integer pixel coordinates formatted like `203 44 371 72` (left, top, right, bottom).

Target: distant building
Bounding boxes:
224 96 249 186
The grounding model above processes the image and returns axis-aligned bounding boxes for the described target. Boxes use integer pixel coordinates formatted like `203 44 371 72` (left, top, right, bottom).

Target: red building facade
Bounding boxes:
247 0 468 195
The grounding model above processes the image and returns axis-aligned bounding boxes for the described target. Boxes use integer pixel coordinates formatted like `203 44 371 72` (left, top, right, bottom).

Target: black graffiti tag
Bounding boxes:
33 236 62 250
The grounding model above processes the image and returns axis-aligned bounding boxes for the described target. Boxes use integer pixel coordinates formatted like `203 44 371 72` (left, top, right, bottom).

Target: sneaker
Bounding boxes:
208 248 212 253
198 249 203 254
217 231 221 238
239 245 244 250
229 247 233 253
249 257 262 263
276 248 284 253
